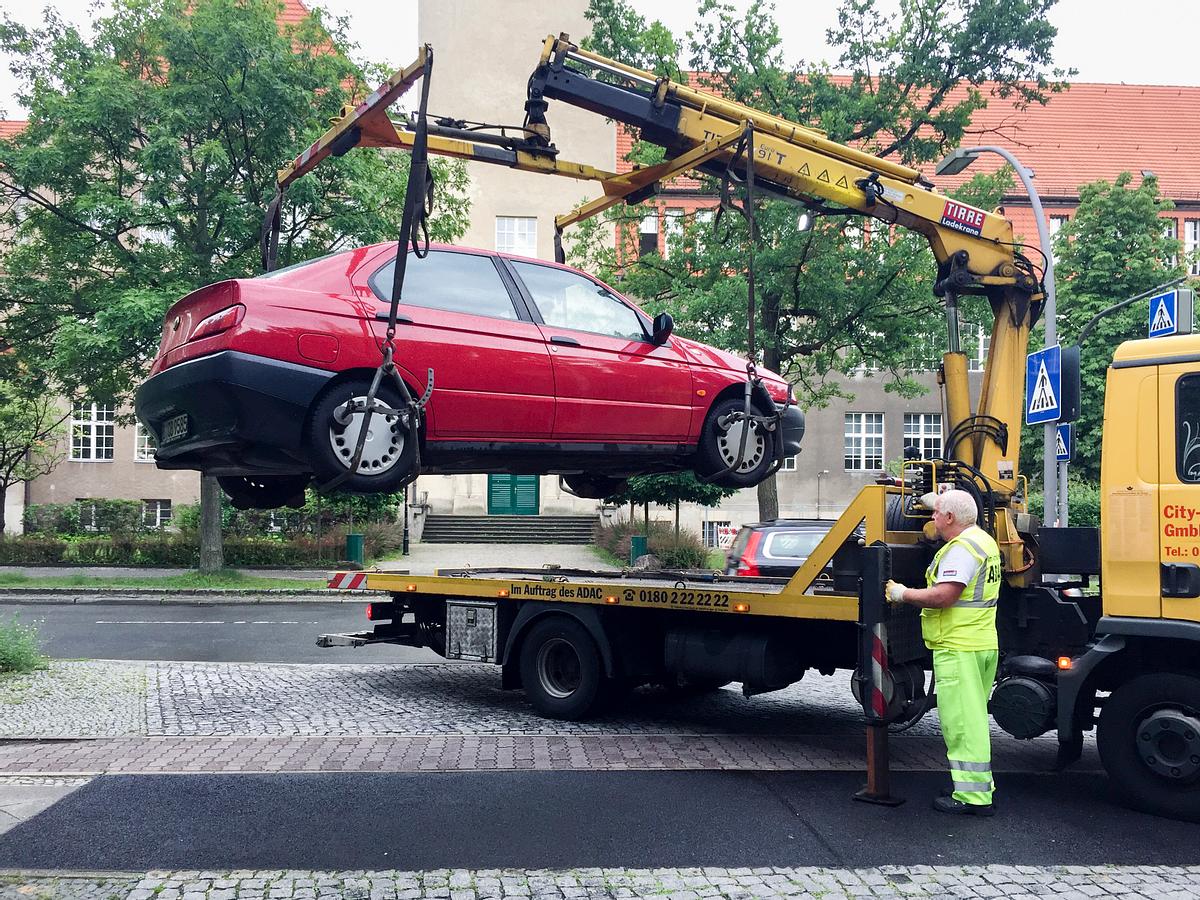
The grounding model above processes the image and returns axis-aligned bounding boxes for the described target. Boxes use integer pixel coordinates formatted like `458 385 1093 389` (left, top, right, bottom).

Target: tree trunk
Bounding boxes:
757 473 779 522
674 501 680 540
0 487 8 536
643 502 649 535
199 474 224 573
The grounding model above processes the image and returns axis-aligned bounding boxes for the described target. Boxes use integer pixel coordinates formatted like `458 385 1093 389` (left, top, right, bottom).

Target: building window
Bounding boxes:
968 324 991 373
844 413 884 471
135 424 157 462
782 455 798 471
143 499 172 529
495 217 537 256
1048 215 1069 238
702 520 734 548
663 207 685 258
903 413 943 460
70 403 115 461
1185 220 1200 278
639 212 659 257
76 499 98 532
1163 218 1179 267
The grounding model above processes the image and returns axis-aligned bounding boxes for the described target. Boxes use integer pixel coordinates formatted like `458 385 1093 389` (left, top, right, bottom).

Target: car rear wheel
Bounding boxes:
696 397 773 488
562 473 628 499
305 378 418 493
217 475 309 511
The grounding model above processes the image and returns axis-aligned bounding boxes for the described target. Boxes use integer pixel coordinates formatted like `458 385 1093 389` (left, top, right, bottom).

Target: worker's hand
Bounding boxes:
885 580 907 605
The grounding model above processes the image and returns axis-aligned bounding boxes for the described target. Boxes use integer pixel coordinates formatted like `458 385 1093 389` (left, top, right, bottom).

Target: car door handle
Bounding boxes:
375 312 413 325
550 335 580 346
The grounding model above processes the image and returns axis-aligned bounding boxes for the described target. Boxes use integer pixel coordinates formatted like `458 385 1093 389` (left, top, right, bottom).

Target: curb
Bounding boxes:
0 588 388 604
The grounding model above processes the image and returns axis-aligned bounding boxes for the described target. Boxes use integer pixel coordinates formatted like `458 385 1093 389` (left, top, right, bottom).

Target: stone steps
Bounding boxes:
421 515 599 544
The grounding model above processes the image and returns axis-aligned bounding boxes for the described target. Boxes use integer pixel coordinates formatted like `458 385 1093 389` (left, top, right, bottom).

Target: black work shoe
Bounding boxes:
940 788 999 807
933 795 995 817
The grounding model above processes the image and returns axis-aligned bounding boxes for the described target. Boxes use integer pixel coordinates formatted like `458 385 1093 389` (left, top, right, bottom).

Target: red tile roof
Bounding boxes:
0 120 27 140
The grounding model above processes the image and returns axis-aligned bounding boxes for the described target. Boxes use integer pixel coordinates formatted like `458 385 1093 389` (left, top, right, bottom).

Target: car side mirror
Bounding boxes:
651 312 674 346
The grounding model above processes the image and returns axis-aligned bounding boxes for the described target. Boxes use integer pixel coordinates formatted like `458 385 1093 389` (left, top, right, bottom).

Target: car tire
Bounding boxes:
1097 671 1200 822
217 475 309 511
519 616 606 720
696 396 773 488
305 378 418 493
563 473 628 500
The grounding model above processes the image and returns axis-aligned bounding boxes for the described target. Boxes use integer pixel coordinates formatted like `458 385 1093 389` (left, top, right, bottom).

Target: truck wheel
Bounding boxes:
519 617 605 720
306 378 418 493
1098 672 1200 822
696 397 773 489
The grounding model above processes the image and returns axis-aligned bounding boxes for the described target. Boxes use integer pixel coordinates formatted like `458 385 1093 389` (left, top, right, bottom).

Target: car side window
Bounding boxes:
512 261 646 340
371 251 519 321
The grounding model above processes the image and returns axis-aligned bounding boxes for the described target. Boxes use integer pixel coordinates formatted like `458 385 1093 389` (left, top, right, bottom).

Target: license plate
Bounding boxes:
163 413 189 443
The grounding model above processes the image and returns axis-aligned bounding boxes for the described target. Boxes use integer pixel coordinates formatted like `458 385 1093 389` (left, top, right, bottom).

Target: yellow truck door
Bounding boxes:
1158 363 1200 623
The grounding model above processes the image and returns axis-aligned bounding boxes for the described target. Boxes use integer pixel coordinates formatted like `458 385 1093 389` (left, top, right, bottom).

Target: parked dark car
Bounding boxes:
135 243 804 509
724 519 840 578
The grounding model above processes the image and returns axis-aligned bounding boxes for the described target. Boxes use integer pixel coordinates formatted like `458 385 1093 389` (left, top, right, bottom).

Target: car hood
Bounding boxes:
674 337 788 387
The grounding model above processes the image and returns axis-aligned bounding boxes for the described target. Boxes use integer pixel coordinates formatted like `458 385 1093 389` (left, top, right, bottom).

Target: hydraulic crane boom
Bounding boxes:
272 34 1048 577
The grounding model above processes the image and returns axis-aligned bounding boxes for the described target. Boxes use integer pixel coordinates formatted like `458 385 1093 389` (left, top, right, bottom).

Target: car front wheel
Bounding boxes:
562 473 628 499
305 378 418 493
217 475 310 510
696 397 774 488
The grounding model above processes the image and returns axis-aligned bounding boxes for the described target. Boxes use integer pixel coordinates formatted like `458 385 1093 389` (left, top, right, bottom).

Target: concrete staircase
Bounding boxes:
421 515 600 545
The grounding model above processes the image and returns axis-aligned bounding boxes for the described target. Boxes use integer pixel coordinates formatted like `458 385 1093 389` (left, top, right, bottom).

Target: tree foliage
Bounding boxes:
0 379 67 533
0 0 470 406
1034 172 1185 481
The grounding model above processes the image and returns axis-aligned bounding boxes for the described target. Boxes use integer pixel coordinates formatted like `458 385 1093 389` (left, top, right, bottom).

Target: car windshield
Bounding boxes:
764 531 828 559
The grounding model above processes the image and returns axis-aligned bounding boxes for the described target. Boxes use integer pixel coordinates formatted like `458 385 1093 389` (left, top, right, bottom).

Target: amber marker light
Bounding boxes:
605 595 619 604
733 602 751 613
696 389 707 397
1057 656 1073 670
498 589 510 597
405 584 418 592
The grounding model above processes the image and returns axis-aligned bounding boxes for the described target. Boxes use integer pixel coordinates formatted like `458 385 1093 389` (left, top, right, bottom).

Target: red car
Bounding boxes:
135 244 804 509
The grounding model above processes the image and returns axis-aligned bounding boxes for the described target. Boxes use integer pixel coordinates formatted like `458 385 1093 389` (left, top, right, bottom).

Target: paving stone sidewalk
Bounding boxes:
0 660 1099 775
4 866 1199 900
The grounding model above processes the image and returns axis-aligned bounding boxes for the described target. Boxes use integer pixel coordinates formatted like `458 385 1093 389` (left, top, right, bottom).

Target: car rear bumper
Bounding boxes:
135 350 334 475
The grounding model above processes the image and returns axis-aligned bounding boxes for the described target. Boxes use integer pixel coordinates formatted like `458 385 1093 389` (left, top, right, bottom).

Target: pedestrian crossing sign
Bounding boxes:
1056 424 1072 462
1148 288 1194 339
1026 345 1061 425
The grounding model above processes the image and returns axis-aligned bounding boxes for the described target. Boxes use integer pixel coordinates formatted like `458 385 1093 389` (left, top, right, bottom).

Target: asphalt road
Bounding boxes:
0 601 446 664
0 770 1193 871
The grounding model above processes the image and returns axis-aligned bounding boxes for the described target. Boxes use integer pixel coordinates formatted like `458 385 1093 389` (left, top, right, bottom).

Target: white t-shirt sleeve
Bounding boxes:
935 544 981 586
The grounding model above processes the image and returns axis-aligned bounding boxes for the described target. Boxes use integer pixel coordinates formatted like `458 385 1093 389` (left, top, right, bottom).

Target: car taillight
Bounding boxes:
187 304 245 343
736 531 763 576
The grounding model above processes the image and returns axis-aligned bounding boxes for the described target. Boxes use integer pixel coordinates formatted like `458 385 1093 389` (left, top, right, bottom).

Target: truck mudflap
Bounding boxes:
1054 633 1127 764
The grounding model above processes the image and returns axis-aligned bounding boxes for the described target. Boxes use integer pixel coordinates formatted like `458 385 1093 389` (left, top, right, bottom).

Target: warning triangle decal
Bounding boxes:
1152 298 1174 333
1028 361 1058 414
799 163 811 176
836 175 849 188
1055 430 1067 457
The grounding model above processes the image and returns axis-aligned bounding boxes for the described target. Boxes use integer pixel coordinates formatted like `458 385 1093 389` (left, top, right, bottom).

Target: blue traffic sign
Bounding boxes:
1149 289 1179 338
1026 345 1062 425
1056 423 1072 462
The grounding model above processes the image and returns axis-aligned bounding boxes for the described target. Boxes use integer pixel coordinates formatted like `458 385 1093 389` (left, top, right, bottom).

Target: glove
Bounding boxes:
885 580 907 605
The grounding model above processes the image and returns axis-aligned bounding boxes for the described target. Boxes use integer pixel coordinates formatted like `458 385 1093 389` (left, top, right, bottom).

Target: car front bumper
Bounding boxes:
135 350 334 475
780 404 805 456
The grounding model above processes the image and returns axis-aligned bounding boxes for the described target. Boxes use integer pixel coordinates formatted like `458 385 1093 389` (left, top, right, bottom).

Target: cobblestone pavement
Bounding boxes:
0 661 1098 775
0 662 145 738
3 867 1199 900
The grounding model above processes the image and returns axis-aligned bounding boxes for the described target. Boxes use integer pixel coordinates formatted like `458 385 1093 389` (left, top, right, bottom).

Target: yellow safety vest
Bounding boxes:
921 524 1001 651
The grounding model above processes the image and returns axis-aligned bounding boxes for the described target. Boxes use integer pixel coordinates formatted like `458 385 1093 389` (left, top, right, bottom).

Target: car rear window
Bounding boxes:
727 526 752 558
371 251 520 320
763 531 828 560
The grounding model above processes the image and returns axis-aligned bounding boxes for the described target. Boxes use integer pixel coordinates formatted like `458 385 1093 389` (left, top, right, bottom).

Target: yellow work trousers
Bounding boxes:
933 648 999 806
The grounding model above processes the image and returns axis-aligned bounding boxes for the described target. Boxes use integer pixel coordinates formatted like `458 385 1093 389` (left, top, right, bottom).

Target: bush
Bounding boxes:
1029 476 1101 528
594 518 711 568
24 499 149 536
0 616 47 674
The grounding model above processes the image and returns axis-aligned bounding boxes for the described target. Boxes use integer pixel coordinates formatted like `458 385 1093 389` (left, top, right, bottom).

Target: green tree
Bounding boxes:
575 0 1065 518
0 379 67 534
1030 172 1185 482
608 471 737 538
0 0 470 403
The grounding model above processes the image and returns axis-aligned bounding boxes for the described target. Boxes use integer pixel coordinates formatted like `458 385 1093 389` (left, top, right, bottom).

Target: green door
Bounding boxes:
487 475 540 515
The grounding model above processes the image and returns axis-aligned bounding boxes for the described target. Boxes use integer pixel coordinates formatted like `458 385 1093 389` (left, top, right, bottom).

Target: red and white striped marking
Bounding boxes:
870 623 889 718
328 572 369 591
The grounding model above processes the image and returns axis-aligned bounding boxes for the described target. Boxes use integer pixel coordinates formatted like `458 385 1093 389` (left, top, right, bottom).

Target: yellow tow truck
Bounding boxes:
284 36 1199 823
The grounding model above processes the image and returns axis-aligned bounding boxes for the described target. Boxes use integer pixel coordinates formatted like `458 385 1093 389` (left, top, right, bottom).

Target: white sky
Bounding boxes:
2 0 1198 118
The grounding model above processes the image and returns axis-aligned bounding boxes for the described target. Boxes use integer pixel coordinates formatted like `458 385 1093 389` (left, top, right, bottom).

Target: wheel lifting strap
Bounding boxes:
701 123 789 485
260 186 283 273
318 49 438 494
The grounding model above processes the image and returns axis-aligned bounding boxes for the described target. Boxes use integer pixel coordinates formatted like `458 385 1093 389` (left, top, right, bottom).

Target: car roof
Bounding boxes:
742 519 834 529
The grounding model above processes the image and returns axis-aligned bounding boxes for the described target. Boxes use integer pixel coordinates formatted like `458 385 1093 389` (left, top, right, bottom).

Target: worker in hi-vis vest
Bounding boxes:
886 488 1001 817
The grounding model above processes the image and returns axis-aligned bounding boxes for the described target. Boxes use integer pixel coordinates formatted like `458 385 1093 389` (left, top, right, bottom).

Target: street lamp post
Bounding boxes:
816 469 830 519
934 146 1064 525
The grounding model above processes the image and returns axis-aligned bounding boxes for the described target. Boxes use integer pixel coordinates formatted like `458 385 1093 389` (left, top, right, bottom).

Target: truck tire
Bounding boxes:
519 616 606 720
1097 672 1200 822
